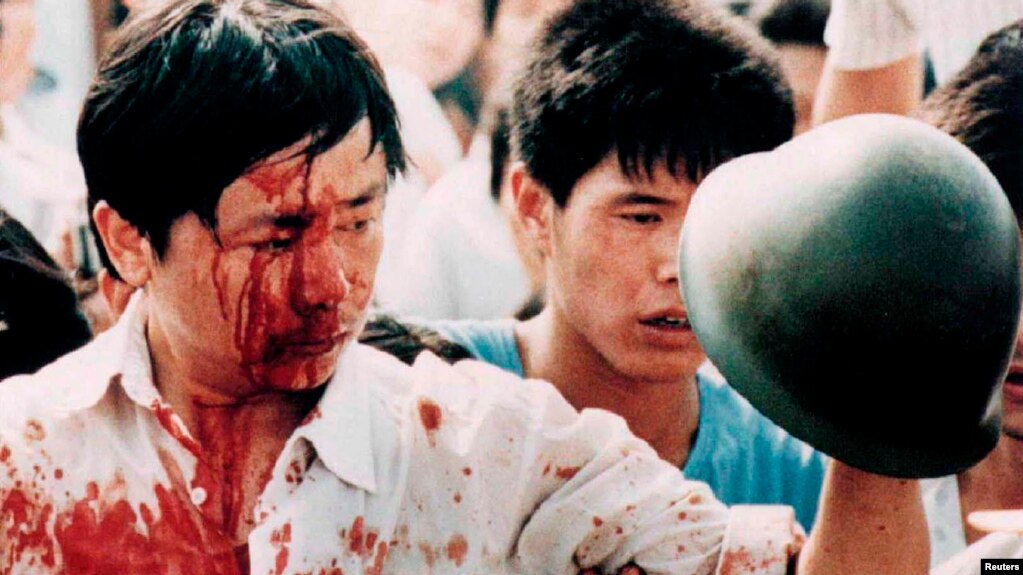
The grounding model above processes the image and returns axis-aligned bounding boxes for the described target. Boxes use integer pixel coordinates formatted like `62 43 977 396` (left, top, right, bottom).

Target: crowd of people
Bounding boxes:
1 0 1023 573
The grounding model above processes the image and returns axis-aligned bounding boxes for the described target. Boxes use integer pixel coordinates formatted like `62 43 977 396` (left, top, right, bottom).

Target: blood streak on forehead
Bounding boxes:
244 156 312 208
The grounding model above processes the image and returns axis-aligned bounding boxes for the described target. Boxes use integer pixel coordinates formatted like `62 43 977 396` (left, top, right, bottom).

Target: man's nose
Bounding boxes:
656 226 681 285
291 237 350 313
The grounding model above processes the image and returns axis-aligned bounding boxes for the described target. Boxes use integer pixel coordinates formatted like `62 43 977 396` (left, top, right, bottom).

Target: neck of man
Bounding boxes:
147 314 323 543
957 432 1023 544
516 307 700 468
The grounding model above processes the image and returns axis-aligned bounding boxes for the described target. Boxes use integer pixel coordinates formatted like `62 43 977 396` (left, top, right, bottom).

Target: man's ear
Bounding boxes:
510 162 555 257
91 201 153 288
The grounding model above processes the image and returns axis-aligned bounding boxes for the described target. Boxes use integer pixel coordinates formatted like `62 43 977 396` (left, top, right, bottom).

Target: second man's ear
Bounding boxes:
91 201 154 289
510 162 555 257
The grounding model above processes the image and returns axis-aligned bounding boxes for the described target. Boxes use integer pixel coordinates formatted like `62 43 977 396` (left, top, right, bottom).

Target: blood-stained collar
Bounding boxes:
288 342 378 494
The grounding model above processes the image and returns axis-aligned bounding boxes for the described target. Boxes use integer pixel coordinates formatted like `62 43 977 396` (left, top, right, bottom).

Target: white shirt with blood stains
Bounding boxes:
0 294 803 575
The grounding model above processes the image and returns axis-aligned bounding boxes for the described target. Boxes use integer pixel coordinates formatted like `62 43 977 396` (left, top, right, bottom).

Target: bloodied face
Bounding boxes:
145 120 386 394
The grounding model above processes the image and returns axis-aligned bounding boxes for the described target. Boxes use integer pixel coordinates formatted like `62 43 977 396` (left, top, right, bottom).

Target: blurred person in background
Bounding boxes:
476 0 574 119
912 19 1023 569
388 107 543 320
0 209 92 381
20 0 94 151
333 0 482 92
0 0 88 250
813 0 1023 123
748 0 830 135
381 0 572 321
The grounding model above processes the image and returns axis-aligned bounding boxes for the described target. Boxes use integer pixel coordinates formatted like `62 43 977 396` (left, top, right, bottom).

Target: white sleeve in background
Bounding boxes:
385 190 460 319
823 0 923 71
931 533 1023 575
384 66 463 171
917 0 1023 84
921 476 968 568
379 141 532 320
373 170 431 308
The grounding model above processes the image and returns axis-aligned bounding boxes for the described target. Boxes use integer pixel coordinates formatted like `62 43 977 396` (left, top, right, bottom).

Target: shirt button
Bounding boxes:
191 486 208 506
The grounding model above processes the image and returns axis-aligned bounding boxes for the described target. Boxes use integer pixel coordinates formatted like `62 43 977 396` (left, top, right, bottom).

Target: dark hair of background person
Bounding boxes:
0 210 93 380
747 0 830 46
514 291 544 321
111 1 131 27
489 106 511 202
512 0 794 206
359 315 473 365
483 0 501 34
79 0 406 281
915 19 1023 220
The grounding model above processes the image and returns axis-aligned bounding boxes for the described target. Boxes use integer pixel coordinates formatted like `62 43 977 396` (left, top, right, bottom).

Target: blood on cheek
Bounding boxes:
209 163 373 389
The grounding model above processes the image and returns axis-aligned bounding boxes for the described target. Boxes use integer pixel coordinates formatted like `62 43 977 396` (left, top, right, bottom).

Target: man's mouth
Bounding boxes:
277 332 348 357
1003 368 1023 403
639 316 691 329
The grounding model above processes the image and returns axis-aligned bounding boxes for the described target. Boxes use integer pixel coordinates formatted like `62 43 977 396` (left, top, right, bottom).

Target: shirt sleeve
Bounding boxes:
416 355 804 575
931 533 1023 575
824 0 923 71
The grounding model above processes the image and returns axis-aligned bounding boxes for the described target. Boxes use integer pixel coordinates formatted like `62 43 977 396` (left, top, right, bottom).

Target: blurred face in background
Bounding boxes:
334 0 483 89
479 0 572 107
776 43 825 135
0 0 36 105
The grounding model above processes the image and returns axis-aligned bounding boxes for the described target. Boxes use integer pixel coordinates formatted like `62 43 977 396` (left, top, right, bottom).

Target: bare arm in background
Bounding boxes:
812 53 924 125
799 460 929 575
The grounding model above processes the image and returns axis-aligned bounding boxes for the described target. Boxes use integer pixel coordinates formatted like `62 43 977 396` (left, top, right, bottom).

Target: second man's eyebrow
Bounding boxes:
613 191 673 206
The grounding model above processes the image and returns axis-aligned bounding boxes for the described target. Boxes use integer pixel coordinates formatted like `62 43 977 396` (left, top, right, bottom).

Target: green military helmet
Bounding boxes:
678 114 1021 478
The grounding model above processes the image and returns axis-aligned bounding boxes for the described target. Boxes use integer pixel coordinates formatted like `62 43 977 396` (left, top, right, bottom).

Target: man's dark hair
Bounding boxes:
483 0 501 35
489 107 511 202
512 0 794 206
0 211 92 380
916 20 1023 221
79 0 406 279
748 0 830 47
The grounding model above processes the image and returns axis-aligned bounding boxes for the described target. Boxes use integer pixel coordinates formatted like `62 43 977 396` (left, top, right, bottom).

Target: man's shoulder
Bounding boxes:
427 319 522 375
695 363 826 466
430 318 516 344
696 363 775 427
382 344 577 427
352 341 591 463
392 344 561 413
0 334 117 435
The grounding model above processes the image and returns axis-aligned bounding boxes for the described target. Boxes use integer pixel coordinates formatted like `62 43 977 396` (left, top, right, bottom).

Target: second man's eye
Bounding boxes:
622 213 662 225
